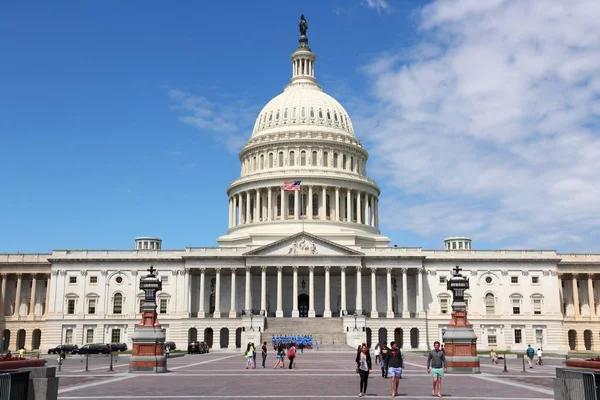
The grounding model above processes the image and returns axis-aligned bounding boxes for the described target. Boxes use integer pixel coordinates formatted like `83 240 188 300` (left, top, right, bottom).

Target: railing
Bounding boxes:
0 371 30 400
555 367 598 400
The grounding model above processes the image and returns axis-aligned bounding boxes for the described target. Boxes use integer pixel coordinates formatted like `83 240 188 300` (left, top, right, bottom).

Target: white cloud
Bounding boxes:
168 89 257 153
363 0 389 13
357 0 600 250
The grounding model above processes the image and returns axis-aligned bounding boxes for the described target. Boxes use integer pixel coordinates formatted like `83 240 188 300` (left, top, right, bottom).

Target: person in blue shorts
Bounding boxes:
384 341 403 398
427 341 447 398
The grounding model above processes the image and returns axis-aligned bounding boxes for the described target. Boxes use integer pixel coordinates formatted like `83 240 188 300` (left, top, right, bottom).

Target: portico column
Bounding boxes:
417 267 425 317
44 274 51 316
335 187 340 221
276 266 283 317
370 268 378 318
213 268 221 318
292 267 299 317
308 266 316 318
198 268 206 318
341 267 347 314
308 186 313 220
356 267 363 314
573 275 581 317
588 274 595 318
322 186 327 219
14 273 22 317
245 267 252 313
346 190 351 221
375 198 379 228
245 192 251 224
0 274 6 316
401 268 409 318
364 194 369 225
229 268 237 318
267 187 273 221
30 275 37 316
323 266 331 317
386 268 394 318
357 192 362 224
260 267 267 314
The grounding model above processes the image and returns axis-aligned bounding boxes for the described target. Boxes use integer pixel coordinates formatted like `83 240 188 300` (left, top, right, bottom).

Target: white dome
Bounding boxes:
251 84 355 138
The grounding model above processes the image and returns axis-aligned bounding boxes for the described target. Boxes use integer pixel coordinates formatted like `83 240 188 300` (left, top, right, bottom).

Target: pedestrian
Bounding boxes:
374 343 381 365
427 341 447 398
315 340 319 350
261 341 268 368
536 348 543 366
355 343 372 397
525 344 534 368
287 342 296 369
385 341 404 398
273 344 285 368
380 342 389 378
18 347 25 358
165 344 170 359
245 342 255 369
490 349 498 364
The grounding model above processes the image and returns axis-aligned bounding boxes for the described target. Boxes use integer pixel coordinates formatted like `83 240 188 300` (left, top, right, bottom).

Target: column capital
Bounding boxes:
588 273 595 279
80 270 87 276
401 267 408 273
386 267 392 274
0 273 7 277
215 268 222 273
308 266 315 273
419 267 427 275
200 268 206 274
246 266 252 273
230 268 237 275
131 270 139 276
15 273 23 278
340 266 346 272
261 266 268 273
277 266 283 272
356 266 362 272
293 266 299 273
51 270 59 276
324 266 331 272
370 267 377 274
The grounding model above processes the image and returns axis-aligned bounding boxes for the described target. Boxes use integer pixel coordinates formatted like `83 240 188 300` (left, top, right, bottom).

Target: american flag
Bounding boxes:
283 180 302 191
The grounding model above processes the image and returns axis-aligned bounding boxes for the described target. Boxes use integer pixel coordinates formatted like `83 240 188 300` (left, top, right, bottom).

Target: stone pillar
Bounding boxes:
245 192 251 224
386 268 394 318
341 267 347 314
198 268 206 318
14 274 22 317
292 267 299 318
573 275 581 317
261 267 267 314
357 191 362 224
323 266 331 317
335 187 340 221
30 275 37 316
402 268 409 318
213 268 221 318
237 194 242 226
588 274 595 318
374 198 378 228
308 266 316 318
364 193 369 225
245 267 252 313
229 269 237 318
276 266 283 317
294 190 299 219
0 274 6 316
370 268 378 318
417 267 425 317
267 187 273 221
356 267 363 314
308 185 313 220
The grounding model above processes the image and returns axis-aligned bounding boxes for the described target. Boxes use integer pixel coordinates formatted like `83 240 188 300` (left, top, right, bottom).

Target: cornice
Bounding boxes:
240 138 368 157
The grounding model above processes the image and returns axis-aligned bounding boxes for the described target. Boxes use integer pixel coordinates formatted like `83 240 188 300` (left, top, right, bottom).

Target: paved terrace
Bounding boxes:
52 351 557 399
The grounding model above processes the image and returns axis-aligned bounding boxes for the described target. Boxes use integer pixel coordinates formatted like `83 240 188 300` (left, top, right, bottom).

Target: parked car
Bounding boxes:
164 341 176 351
73 344 111 355
47 344 78 355
110 343 128 352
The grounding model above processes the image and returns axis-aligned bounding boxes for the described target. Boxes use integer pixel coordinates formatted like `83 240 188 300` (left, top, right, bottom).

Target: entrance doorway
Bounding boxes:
298 294 309 318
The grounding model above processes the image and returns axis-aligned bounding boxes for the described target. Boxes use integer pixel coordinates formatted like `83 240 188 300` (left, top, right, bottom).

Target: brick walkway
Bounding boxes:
55 351 556 399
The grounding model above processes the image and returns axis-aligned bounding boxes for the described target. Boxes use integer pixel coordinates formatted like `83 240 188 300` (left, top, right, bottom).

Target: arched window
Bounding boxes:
253 156 257 171
357 159 360 174
350 156 354 172
333 153 338 168
300 151 306 166
278 152 284 167
342 154 347 170
269 153 274 168
312 193 319 217
485 293 495 315
289 151 295 167
311 151 317 166
510 294 523 315
260 154 264 170
288 193 295 216
323 152 328 167
113 293 123 314
531 294 544 315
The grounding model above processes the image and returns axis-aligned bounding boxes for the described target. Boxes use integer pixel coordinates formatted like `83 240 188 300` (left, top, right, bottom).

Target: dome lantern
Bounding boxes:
290 14 317 86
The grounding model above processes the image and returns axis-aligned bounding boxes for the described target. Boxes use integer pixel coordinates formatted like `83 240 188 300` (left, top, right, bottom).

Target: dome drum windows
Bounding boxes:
311 151 317 166
289 151 295 167
300 151 306 166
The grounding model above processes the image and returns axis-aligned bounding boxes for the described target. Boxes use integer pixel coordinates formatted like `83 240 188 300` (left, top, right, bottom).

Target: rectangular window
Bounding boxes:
511 276 518 284
485 295 495 315
89 276 98 284
487 329 497 344
67 299 75 314
86 328 94 344
161 275 169 285
160 299 168 314
113 296 122 314
111 329 121 343
88 299 96 314
535 328 544 345
512 298 521 315
514 328 522 344
69 276 77 284
440 298 449 314
533 299 542 315
439 276 446 284
65 329 73 344
532 276 539 284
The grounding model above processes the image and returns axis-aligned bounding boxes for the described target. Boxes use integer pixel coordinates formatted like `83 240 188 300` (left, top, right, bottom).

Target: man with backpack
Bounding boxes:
288 342 296 369
385 341 404 398
380 342 389 378
526 344 535 368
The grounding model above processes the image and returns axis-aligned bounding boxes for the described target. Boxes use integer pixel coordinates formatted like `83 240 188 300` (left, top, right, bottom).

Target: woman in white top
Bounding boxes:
374 343 381 365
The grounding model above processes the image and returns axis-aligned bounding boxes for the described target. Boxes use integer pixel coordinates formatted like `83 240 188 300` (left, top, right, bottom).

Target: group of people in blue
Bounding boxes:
271 335 314 348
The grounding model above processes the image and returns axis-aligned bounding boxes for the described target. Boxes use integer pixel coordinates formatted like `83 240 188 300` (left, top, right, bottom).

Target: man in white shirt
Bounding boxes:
536 348 543 366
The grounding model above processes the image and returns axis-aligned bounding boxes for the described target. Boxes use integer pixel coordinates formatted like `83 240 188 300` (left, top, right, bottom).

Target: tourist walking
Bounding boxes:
526 344 534 368
245 342 255 369
355 343 372 397
427 341 447 398
287 342 296 369
490 349 498 364
261 342 268 368
385 341 404 398
374 343 381 365
536 348 543 365
380 342 389 378
273 344 285 368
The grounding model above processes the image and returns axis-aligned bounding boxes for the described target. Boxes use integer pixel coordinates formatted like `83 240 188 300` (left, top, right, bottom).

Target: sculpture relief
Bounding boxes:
288 238 318 255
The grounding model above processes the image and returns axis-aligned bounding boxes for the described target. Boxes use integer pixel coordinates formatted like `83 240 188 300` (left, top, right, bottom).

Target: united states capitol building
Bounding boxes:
1 19 598 355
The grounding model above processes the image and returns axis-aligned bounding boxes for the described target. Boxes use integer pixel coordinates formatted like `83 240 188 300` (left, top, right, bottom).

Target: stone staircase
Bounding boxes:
263 318 352 351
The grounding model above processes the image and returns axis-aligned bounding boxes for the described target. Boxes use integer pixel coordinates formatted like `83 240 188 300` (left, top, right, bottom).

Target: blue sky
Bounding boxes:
1 0 599 254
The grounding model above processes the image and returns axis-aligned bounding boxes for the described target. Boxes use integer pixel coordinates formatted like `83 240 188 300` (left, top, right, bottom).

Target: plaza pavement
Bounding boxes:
51 351 557 399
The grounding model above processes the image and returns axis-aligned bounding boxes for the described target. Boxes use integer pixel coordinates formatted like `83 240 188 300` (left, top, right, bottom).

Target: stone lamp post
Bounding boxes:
442 265 480 373
129 265 167 373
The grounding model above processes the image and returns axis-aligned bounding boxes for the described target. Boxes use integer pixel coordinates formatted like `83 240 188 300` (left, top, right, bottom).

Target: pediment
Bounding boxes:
244 232 363 257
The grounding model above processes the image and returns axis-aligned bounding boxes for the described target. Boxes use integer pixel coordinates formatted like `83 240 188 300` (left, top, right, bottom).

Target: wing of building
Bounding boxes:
0 19 597 355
